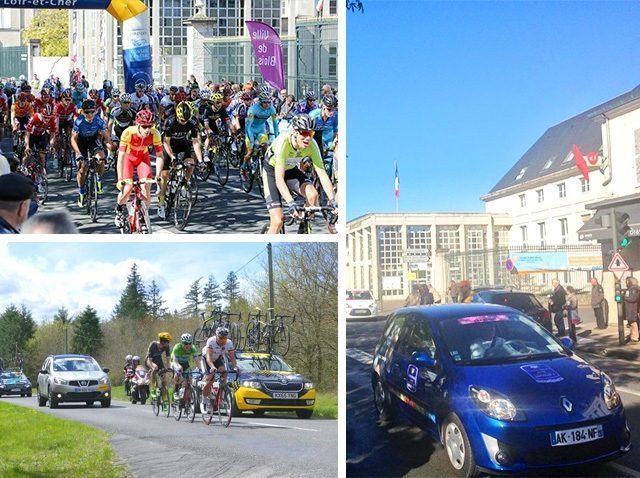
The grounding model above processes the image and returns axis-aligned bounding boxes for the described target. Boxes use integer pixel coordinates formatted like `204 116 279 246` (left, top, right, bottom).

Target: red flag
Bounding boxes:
394 161 400 198
572 144 589 181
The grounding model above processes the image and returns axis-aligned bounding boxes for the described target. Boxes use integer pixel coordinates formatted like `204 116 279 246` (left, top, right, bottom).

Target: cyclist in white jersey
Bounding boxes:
201 326 238 398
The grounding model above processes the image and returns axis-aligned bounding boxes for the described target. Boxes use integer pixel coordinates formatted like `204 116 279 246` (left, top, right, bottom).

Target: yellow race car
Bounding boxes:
230 352 316 418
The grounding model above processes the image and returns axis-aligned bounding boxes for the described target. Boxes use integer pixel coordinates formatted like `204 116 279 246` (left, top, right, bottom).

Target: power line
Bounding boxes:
233 246 268 275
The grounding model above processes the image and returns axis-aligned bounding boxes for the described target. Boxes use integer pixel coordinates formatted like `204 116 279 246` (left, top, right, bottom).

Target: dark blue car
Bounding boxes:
372 304 631 477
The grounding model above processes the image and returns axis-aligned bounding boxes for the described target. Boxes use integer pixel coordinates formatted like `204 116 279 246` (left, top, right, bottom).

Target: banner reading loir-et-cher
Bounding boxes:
0 0 147 22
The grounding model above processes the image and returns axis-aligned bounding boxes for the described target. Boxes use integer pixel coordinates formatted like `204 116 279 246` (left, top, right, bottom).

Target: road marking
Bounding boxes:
246 422 320 432
608 462 640 478
617 386 640 398
346 348 373 366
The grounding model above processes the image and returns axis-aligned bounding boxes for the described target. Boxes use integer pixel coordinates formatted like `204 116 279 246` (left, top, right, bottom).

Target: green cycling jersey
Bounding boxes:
267 131 323 171
171 343 197 369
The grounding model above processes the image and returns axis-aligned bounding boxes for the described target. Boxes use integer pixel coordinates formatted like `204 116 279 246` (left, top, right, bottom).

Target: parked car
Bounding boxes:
372 304 631 477
0 370 32 397
471 288 552 331
229 352 316 418
346 289 378 318
37 354 111 409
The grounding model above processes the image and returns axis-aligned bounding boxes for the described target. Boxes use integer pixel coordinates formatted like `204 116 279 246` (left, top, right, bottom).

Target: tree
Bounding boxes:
21 10 69 56
53 306 72 325
72 306 103 355
202 274 223 311
147 280 167 320
183 278 203 317
0 305 36 368
113 263 148 321
223 271 241 309
347 0 364 12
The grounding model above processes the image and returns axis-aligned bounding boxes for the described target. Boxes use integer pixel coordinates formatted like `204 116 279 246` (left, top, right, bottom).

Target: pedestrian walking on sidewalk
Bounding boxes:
591 277 607 329
623 277 640 343
404 285 421 307
564 286 581 325
449 280 460 303
427 284 441 304
549 279 567 336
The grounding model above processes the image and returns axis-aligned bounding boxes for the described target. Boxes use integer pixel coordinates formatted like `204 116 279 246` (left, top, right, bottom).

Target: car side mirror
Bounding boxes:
40 369 48 374
560 337 574 350
102 368 110 373
412 351 437 368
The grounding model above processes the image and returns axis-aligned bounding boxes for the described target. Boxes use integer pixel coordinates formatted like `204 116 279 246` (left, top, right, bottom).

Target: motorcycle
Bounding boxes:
130 365 150 405
124 367 135 396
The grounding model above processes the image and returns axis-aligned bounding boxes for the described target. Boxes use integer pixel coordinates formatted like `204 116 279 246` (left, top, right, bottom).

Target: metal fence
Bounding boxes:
0 46 27 78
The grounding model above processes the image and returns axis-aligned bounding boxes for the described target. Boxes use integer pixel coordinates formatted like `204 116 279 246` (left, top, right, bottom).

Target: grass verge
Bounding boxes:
0 401 131 478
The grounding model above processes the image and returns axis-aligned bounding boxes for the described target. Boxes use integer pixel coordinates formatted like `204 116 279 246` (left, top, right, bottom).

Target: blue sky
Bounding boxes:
0 242 271 322
347 0 640 220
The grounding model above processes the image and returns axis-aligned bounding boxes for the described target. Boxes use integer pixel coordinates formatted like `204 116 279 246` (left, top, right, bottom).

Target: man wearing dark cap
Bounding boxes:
0 173 36 233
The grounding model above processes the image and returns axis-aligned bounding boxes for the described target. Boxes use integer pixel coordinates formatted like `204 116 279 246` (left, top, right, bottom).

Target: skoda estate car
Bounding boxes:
37 354 111 408
230 352 316 418
0 370 32 397
372 304 631 477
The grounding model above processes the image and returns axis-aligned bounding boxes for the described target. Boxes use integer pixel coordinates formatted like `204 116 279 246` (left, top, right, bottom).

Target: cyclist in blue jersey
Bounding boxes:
242 92 279 178
71 99 113 206
294 91 318 115
71 83 87 109
309 95 338 154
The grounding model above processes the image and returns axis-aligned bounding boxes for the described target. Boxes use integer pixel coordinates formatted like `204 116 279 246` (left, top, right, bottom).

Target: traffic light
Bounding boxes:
615 281 623 303
615 212 631 248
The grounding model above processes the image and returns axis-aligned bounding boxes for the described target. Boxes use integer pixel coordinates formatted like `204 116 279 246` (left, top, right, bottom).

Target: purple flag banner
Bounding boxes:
245 20 285 91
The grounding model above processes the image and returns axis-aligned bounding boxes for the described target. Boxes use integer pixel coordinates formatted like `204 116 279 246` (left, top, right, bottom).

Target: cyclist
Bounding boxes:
131 81 151 112
159 85 178 127
115 109 164 228
103 87 121 118
24 103 57 171
202 92 232 153
107 93 136 148
201 326 238 400
146 332 172 399
99 79 113 103
33 88 54 114
242 92 279 179
294 90 318 115
263 114 337 234
71 99 112 206
88 89 105 117
71 83 87 109
170 333 202 401
0 86 8 126
11 92 34 136
309 94 338 154
123 354 134 396
158 101 202 219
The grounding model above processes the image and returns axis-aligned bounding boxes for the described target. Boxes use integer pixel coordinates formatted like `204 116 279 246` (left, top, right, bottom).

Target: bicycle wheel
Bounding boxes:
217 384 233 428
230 323 242 350
239 160 254 193
196 154 212 181
256 161 265 198
65 151 74 182
186 387 197 423
193 327 206 348
173 183 192 231
189 174 198 206
203 394 215 425
172 392 182 421
162 386 171 418
271 325 291 356
245 322 260 351
152 387 161 416
139 203 152 234
216 150 230 186
89 173 99 222
35 167 48 204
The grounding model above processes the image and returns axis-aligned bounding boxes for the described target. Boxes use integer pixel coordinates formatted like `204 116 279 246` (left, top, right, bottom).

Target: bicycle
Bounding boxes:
198 131 231 186
57 128 75 182
83 154 101 222
22 149 49 204
117 177 157 234
172 369 202 423
193 308 243 349
229 131 245 167
261 204 337 235
240 141 268 197
164 154 193 231
201 370 238 427
151 368 174 418
245 310 294 356
13 129 26 164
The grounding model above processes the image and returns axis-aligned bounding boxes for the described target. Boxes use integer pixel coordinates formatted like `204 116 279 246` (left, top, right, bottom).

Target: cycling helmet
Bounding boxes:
135 80 146 91
40 103 54 116
322 95 338 107
200 89 211 101
75 83 85 92
111 87 121 96
175 91 188 103
291 114 315 132
22 84 32 92
135 109 154 126
175 101 192 122
158 332 172 342
125 354 133 361
103 80 112 88
215 326 229 337
305 90 317 101
180 333 193 345
17 92 28 102
59 91 70 100
19 74 25 81
88 88 99 98
212 92 223 103
120 93 132 103
132 355 140 362
169 85 179 94
82 99 96 111
260 85 272 95
258 92 272 103
40 88 50 97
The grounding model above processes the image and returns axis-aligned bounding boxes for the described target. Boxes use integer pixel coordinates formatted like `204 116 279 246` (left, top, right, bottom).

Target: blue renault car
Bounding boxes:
372 304 631 477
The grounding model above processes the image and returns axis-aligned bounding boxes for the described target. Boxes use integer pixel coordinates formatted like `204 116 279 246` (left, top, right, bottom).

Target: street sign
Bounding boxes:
402 248 431 263
608 252 629 272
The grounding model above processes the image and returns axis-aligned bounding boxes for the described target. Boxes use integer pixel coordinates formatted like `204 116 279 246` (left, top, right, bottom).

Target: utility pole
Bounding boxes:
65 326 68 354
267 242 275 322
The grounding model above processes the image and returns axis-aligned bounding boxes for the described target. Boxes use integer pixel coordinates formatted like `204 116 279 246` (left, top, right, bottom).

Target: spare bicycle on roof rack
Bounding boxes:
244 308 295 357
193 306 243 349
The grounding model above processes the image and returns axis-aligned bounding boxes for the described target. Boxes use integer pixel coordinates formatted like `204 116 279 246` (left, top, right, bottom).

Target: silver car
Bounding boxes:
37 354 111 408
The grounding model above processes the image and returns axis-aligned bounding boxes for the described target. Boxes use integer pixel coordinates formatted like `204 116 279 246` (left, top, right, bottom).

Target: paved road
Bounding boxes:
346 316 640 477
4 395 337 477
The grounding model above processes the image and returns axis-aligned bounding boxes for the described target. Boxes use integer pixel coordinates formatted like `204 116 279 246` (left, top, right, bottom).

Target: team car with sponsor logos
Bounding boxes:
0 370 32 397
372 304 631 477
229 352 316 418
37 354 112 408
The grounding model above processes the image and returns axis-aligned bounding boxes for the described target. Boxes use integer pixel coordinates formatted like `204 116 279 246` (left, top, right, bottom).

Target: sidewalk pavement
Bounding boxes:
371 302 640 362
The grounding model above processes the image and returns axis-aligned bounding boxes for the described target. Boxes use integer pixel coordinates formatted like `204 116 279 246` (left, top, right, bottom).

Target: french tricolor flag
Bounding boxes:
394 161 400 199
316 0 324 13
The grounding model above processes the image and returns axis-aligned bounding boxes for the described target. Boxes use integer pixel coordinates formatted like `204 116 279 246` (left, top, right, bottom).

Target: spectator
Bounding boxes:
404 285 421 307
549 279 567 336
624 276 639 343
279 94 296 121
458 280 472 303
31 74 40 90
590 277 607 329
321 83 333 97
564 286 581 325
448 280 460 303
0 173 36 234
419 284 434 305
21 209 78 234
81 75 89 88
428 283 441 304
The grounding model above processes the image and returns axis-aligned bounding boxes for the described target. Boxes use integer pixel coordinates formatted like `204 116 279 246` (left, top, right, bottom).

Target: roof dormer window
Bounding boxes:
563 151 574 164
542 158 554 170
515 167 527 180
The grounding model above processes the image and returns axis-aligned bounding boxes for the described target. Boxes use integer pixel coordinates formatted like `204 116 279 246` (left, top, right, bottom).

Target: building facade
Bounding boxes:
0 8 33 47
346 213 512 304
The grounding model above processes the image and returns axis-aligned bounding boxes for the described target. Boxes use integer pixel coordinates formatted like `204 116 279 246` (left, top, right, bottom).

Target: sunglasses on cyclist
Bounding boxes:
297 130 314 138
324 106 335 112
62 98 71 102
139 125 152 130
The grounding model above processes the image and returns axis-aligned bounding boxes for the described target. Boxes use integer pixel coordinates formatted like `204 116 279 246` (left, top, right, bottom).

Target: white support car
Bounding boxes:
346 290 377 318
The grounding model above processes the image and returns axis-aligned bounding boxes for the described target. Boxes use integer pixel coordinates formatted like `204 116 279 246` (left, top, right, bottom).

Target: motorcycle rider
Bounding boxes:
123 354 134 396
130 355 150 404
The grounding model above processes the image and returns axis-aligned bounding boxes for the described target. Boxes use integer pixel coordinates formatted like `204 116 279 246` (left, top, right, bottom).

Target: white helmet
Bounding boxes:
19 74 25 81
180 333 193 344
125 354 133 361
132 355 140 363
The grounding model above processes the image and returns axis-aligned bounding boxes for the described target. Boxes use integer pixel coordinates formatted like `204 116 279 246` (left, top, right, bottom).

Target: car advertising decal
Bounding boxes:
457 314 509 325
520 364 564 383
406 364 418 392
389 385 429 417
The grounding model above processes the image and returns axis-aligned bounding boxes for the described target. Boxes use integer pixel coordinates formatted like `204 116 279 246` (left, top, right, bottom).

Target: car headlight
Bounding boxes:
53 377 68 385
99 376 110 385
470 386 525 421
241 380 261 389
304 382 314 390
602 374 621 410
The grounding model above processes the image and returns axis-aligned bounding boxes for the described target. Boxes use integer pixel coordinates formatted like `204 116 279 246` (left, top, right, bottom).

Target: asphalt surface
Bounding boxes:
346 315 640 477
3 395 337 477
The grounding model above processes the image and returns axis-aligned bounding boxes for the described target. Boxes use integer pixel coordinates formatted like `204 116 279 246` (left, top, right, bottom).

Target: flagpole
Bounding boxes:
394 160 399 213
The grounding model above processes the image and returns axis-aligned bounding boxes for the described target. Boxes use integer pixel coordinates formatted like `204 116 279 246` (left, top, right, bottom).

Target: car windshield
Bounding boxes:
438 312 566 364
486 293 543 311
237 355 293 373
347 291 373 300
0 372 20 380
53 358 101 372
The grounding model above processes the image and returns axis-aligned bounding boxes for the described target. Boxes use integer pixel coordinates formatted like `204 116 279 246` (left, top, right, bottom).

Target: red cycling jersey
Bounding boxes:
119 125 163 179
26 114 58 136
34 97 54 113
54 101 77 122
